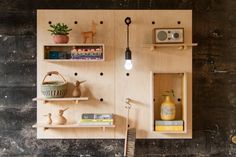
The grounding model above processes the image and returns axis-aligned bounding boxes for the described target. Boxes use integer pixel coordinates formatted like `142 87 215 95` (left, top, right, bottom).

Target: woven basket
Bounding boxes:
41 71 67 98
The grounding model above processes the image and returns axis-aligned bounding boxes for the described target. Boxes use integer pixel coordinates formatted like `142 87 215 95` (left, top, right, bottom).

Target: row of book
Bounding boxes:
47 51 103 60
71 48 103 60
48 51 70 59
79 113 114 126
71 47 103 53
71 53 103 60
155 120 184 131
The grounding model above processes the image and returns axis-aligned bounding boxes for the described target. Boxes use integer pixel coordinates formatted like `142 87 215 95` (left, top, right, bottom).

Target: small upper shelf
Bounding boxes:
143 43 198 50
43 43 105 62
32 97 89 104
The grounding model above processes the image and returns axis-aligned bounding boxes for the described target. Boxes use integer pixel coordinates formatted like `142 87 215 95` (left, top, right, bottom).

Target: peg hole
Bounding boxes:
100 21 103 24
48 21 52 24
152 21 155 25
100 98 103 102
74 72 78 76
100 72 103 76
126 73 130 76
74 21 78 24
177 21 181 24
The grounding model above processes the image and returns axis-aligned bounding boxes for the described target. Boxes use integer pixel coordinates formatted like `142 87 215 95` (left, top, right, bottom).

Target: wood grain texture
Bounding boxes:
37 10 192 139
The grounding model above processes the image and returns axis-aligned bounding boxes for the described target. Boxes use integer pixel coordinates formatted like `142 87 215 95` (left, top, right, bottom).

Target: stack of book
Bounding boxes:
79 113 114 126
155 120 184 131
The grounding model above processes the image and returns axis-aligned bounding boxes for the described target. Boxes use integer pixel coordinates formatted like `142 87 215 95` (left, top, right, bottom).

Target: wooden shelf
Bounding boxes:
151 72 188 134
143 43 198 50
32 97 88 104
33 123 115 131
44 43 104 46
36 10 193 139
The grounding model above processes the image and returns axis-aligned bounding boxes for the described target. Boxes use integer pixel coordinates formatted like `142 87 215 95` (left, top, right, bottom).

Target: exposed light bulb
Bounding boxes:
124 59 133 70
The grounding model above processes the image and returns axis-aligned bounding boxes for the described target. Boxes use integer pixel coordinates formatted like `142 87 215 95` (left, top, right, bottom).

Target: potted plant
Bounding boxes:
48 23 72 44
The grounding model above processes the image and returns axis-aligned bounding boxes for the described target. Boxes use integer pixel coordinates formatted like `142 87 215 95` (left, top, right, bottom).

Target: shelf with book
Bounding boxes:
36 9 193 139
43 44 105 62
33 113 115 131
33 124 115 131
150 72 191 137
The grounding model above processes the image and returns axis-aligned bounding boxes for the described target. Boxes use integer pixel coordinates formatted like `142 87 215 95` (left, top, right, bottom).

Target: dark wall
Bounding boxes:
0 0 235 156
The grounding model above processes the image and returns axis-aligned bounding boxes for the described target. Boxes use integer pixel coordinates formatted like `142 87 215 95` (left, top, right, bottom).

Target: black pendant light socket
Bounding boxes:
125 47 132 60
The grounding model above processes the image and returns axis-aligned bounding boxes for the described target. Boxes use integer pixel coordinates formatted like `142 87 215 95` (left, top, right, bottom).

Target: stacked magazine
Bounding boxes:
155 120 184 131
79 113 114 126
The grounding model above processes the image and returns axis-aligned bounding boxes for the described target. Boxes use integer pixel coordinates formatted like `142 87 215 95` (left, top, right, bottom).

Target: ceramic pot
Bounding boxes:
160 96 176 120
53 35 69 44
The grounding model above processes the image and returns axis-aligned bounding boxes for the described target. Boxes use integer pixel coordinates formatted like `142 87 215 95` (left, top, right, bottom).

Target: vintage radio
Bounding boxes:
153 28 184 43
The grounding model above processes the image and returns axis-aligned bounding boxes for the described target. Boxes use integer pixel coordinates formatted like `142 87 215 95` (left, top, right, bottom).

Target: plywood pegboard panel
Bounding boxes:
36 10 192 139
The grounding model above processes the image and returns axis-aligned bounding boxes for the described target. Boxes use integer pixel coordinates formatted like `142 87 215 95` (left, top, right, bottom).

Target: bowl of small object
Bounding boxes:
41 71 67 98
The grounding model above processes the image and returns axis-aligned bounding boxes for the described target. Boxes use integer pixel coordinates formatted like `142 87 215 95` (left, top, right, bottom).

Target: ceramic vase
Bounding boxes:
160 96 176 120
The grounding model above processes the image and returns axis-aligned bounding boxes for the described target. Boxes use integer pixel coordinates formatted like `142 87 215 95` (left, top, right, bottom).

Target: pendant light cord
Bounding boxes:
127 25 129 48
125 17 131 48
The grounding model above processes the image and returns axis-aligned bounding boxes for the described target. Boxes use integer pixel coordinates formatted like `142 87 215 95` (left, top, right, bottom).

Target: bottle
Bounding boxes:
160 96 176 120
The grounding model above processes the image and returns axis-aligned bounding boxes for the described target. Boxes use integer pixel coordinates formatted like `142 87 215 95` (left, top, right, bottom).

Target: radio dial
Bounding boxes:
172 32 180 39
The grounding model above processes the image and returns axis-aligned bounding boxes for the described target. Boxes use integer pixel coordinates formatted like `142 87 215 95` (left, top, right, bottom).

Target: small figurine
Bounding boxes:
55 108 69 125
44 113 52 125
81 20 97 43
72 80 86 97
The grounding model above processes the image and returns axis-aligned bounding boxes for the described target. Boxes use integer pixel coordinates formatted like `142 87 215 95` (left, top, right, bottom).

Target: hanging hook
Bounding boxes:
125 98 132 109
125 17 131 26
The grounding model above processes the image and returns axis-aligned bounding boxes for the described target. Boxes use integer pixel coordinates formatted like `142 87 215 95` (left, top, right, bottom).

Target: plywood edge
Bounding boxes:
150 71 154 132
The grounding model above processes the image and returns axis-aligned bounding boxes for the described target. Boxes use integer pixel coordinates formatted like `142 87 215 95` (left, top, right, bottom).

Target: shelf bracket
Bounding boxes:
43 100 48 104
150 45 155 51
178 45 187 50
44 127 49 131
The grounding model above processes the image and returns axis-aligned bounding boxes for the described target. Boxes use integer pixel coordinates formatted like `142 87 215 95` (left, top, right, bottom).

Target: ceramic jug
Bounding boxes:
160 96 176 120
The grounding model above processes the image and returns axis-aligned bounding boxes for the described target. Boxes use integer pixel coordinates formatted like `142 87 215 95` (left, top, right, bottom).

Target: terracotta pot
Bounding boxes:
53 35 69 44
